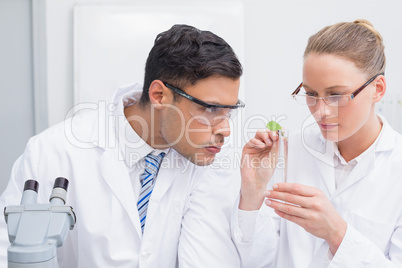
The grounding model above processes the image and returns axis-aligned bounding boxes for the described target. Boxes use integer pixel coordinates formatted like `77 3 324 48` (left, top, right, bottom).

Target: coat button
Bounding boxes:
141 251 150 260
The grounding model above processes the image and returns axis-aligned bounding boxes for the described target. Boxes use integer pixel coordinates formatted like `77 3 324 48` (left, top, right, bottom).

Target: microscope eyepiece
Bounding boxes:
23 180 39 193
53 177 69 191
20 180 39 205
50 177 69 205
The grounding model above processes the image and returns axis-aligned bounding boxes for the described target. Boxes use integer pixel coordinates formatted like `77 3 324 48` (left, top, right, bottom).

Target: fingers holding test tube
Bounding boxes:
239 128 280 211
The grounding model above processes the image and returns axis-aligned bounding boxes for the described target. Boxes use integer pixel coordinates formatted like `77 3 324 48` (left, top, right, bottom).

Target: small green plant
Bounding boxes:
266 121 282 131
266 121 287 139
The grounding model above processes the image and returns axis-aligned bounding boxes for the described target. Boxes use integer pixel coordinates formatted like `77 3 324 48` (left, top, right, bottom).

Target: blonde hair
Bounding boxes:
304 19 386 76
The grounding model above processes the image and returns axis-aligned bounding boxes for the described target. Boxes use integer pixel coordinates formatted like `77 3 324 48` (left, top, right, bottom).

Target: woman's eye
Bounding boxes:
305 92 316 97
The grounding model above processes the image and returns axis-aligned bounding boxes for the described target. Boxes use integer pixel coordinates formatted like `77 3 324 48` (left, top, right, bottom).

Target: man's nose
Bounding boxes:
212 117 231 137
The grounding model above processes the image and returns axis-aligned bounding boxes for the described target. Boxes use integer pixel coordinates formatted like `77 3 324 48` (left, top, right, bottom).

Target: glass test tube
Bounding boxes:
277 129 289 183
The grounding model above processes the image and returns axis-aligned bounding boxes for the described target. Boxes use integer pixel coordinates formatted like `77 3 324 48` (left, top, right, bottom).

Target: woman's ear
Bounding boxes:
373 75 386 103
148 80 167 109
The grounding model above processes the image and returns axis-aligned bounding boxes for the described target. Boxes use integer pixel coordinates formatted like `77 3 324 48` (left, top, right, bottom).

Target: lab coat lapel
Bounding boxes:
312 156 336 197
301 123 336 196
332 149 375 199
99 149 142 239
310 144 336 197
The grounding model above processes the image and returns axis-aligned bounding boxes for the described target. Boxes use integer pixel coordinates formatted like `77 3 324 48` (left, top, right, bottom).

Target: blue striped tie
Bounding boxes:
137 152 165 233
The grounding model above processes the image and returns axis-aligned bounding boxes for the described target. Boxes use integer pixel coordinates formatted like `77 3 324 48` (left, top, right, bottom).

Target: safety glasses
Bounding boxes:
163 82 245 126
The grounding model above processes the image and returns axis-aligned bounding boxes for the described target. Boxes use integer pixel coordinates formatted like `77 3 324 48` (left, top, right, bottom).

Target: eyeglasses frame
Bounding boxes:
163 82 245 109
291 72 385 105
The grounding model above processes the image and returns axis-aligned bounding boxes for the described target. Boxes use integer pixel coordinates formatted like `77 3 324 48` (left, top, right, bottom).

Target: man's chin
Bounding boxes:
191 155 216 166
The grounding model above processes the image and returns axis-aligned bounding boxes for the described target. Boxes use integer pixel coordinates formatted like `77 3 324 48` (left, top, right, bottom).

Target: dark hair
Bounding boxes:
139 24 243 106
304 19 385 77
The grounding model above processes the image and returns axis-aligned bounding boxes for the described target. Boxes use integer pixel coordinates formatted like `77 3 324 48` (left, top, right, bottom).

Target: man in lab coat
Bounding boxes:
0 24 244 267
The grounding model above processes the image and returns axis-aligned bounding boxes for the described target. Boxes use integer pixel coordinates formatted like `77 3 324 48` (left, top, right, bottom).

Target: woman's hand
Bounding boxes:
265 183 347 254
239 129 279 211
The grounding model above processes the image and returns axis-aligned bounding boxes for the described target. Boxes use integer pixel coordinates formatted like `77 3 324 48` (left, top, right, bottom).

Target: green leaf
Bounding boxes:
266 121 282 131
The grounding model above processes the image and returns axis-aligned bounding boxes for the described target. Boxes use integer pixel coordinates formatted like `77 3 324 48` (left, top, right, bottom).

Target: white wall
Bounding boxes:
0 0 35 193
73 3 245 104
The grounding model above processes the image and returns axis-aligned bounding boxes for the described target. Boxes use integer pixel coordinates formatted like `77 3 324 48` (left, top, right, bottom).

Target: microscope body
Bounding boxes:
4 178 76 267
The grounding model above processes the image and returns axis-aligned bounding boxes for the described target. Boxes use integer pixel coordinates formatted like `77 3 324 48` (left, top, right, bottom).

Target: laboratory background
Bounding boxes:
1 0 402 194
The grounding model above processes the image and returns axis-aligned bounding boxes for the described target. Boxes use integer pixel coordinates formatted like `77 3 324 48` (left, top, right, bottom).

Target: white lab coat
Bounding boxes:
0 84 240 267
232 116 402 268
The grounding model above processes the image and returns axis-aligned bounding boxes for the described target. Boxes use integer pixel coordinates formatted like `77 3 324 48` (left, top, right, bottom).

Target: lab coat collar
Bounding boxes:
97 83 146 240
99 83 175 239
373 115 396 153
117 83 152 167
90 83 157 169
85 83 150 158
300 114 396 197
113 83 170 169
301 115 335 166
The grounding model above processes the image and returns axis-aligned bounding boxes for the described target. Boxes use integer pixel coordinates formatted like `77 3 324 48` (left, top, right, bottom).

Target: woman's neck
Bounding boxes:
337 114 382 162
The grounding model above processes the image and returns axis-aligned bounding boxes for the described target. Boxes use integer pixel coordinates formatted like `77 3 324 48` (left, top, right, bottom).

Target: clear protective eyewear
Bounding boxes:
291 73 384 107
163 82 245 126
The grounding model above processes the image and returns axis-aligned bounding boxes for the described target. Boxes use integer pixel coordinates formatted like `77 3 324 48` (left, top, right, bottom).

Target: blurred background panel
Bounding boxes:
0 0 35 193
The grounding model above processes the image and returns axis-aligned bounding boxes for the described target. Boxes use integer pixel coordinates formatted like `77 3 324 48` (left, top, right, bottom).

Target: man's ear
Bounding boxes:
373 75 386 103
148 80 167 109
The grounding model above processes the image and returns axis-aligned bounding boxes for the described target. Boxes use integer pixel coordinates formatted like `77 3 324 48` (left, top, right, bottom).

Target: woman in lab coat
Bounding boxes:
233 19 402 267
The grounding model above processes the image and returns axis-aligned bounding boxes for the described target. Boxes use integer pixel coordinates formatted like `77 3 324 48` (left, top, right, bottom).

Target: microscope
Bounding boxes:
4 177 76 267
